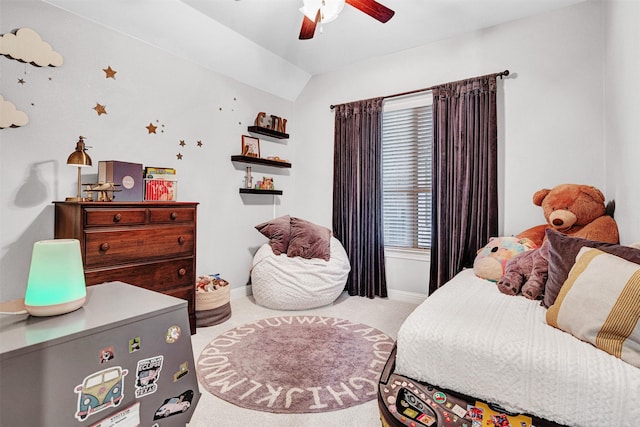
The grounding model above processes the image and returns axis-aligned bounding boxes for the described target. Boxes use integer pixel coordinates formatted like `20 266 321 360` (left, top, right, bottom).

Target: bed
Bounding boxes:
379 237 640 427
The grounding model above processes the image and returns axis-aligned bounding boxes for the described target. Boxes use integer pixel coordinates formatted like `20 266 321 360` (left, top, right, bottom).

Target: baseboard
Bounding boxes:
231 285 252 300
385 289 427 304
232 285 426 304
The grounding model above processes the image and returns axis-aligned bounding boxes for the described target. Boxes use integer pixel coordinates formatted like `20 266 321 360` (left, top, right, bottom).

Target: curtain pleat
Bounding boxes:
429 76 499 294
333 98 387 298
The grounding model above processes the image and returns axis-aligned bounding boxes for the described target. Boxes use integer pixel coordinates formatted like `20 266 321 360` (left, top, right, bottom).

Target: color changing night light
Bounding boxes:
24 239 87 316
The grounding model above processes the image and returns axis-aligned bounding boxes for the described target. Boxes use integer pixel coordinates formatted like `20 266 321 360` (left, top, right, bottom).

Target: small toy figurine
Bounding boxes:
262 177 274 190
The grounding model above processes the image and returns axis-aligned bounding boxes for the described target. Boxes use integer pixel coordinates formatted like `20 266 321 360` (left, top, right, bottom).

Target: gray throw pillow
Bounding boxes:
287 217 332 261
255 214 291 255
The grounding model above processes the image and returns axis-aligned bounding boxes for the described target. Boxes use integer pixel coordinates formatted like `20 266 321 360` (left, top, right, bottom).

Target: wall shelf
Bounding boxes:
231 155 291 168
234 124 290 197
247 126 289 139
239 188 283 195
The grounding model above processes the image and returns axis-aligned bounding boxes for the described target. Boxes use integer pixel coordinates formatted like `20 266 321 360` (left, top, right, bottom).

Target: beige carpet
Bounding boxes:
188 292 418 427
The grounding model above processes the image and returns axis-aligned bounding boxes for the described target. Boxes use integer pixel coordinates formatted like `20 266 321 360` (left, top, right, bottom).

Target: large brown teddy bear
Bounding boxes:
497 183 619 299
516 184 619 247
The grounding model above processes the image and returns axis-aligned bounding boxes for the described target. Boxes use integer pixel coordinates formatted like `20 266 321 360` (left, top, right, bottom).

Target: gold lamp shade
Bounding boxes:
66 136 92 202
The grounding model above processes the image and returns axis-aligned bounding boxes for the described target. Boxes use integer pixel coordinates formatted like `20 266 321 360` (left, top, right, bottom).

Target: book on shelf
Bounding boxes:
144 166 176 177
145 174 178 181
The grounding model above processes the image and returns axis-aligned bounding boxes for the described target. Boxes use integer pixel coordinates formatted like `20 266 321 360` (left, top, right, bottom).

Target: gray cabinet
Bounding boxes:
0 282 201 426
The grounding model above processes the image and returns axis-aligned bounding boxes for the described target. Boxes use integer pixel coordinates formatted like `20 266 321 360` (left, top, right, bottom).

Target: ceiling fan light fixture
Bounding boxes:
300 0 345 24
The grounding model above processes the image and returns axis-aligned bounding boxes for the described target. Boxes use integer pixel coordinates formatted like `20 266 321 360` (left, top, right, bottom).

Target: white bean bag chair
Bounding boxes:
251 237 351 310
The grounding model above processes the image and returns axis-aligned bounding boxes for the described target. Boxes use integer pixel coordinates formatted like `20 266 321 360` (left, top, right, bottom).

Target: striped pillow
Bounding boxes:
546 247 640 368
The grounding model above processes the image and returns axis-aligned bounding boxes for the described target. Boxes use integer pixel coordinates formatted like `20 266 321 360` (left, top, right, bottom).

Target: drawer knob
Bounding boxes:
178 236 185 245
170 212 178 220
178 268 187 276
100 242 110 252
113 213 122 222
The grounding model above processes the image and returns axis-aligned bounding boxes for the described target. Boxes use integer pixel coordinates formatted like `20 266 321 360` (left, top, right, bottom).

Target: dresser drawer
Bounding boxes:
84 208 147 227
84 226 195 267
164 286 196 335
148 207 195 224
84 258 194 290
164 286 195 319
54 201 198 334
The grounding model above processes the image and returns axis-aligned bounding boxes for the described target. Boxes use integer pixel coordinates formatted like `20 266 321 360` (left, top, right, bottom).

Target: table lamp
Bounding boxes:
24 239 87 316
65 136 92 202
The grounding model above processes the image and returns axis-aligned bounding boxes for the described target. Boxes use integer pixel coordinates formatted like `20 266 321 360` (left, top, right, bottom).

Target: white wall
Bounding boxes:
1 1 294 301
293 1 608 295
604 0 640 244
2 1 637 301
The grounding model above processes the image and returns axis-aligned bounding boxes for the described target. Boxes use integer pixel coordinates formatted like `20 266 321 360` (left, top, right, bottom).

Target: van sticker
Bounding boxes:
135 355 163 398
74 366 129 421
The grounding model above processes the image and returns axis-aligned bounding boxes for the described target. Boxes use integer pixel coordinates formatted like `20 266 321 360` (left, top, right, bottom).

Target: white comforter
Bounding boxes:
395 269 640 427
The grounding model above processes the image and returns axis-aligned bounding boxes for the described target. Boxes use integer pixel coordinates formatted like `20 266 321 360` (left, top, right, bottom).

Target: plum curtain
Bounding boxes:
429 75 499 294
332 98 387 298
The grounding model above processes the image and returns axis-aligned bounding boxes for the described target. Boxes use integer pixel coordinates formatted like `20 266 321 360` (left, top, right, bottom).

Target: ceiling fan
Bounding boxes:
299 0 395 40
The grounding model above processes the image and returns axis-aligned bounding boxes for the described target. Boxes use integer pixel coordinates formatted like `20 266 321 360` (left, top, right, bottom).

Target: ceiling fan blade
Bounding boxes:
299 9 321 40
346 0 395 23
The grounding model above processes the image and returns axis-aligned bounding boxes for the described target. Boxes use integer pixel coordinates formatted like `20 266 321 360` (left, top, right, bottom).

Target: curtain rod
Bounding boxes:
329 69 510 110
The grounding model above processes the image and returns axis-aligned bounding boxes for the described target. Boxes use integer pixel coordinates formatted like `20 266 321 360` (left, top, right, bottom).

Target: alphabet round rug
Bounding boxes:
196 316 395 413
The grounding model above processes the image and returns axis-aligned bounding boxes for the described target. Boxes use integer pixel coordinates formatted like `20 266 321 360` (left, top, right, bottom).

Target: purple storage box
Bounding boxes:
98 161 144 201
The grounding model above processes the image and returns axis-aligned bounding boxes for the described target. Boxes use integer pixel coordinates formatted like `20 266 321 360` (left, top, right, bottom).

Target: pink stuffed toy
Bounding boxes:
473 236 537 282
497 240 550 299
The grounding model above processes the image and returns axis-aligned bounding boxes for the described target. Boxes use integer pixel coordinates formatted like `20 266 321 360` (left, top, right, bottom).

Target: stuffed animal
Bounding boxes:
497 241 549 299
517 184 619 247
473 236 537 282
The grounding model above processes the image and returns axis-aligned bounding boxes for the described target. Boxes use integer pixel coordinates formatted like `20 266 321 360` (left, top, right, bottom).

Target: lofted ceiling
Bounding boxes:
181 0 586 75
43 0 586 100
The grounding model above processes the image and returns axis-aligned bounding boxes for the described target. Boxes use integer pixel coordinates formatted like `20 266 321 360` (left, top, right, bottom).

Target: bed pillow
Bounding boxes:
287 217 332 261
544 229 640 307
546 247 640 368
255 214 291 255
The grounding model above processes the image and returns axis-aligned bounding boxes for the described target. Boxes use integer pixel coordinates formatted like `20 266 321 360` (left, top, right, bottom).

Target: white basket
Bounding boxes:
195 285 230 311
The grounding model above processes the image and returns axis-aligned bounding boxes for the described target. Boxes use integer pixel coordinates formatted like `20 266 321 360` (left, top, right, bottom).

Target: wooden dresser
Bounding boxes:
53 201 198 334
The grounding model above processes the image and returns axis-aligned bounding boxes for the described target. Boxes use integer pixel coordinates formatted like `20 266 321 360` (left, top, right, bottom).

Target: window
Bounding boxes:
382 93 433 251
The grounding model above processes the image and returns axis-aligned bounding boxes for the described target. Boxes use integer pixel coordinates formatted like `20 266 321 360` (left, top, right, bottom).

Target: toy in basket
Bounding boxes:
195 274 231 327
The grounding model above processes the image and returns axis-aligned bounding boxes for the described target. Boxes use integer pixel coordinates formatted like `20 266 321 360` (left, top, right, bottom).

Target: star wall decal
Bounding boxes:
179 140 186 147
94 103 107 116
176 153 183 160
18 78 25 85
146 122 157 134
197 140 203 147
103 66 117 79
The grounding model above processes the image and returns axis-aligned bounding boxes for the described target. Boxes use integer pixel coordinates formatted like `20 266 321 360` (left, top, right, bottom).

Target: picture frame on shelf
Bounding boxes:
241 135 260 158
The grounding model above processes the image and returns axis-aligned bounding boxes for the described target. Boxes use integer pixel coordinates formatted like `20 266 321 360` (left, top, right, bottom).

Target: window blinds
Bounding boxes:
382 94 433 250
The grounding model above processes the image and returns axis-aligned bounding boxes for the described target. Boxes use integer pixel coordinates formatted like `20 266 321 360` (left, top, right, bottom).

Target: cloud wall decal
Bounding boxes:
0 28 63 67
0 95 29 128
